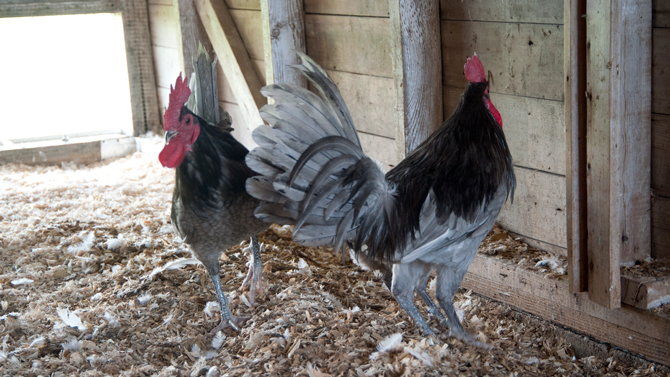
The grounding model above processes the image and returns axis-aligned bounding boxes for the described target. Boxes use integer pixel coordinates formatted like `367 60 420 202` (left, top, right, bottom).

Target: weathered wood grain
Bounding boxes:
196 0 265 129
261 0 307 89
226 0 260 11
358 132 398 170
304 0 389 17
586 0 652 308
229 9 264 60
463 253 670 366
327 70 395 139
176 0 213 78
0 0 118 17
440 0 563 24
652 28 670 115
121 0 161 135
652 196 670 260
652 113 670 197
608 0 652 265
444 86 565 175
585 0 618 309
217 59 266 104
497 166 567 249
654 0 670 27
442 21 564 101
390 0 442 159
305 14 392 78
150 0 172 5
149 3 179 48
564 0 588 293
621 276 670 309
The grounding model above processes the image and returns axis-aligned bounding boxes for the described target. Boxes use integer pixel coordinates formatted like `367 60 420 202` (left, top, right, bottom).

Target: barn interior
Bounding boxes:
0 0 669 375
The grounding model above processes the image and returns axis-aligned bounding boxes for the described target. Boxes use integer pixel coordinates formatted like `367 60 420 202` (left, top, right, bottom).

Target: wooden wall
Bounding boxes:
148 0 182 122
146 0 667 260
201 0 399 168
441 0 567 255
652 1 670 260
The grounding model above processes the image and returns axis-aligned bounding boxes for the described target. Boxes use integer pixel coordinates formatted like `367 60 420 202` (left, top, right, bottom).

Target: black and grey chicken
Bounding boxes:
159 46 267 332
245 53 515 344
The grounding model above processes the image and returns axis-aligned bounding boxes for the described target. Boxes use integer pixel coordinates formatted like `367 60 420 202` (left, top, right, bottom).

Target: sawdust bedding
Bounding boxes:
0 141 667 376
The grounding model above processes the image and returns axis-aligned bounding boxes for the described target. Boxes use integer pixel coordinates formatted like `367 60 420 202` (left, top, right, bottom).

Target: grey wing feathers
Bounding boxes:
245 54 393 254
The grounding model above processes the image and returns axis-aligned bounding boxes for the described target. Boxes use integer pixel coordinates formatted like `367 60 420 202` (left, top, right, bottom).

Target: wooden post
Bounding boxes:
564 0 588 293
195 0 265 130
389 0 442 159
260 0 307 89
120 0 161 135
586 0 652 308
175 0 213 78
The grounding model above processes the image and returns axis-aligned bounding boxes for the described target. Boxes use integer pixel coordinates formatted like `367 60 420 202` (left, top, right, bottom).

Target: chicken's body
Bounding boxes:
159 47 267 332
169 119 267 331
245 54 514 343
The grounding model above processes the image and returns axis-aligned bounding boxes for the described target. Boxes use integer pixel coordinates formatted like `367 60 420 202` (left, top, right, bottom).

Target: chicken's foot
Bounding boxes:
208 266 248 334
240 236 263 304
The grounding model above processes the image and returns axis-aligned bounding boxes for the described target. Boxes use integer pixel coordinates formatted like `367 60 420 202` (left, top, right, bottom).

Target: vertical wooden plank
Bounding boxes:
586 0 652 309
195 0 265 133
389 0 442 159
564 0 588 292
586 0 617 308
176 0 213 78
609 0 651 265
260 0 306 89
121 0 162 135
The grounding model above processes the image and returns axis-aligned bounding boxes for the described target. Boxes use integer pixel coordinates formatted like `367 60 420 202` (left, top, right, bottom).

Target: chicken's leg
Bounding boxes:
206 261 247 334
391 263 434 336
416 273 448 323
435 265 489 348
240 236 263 304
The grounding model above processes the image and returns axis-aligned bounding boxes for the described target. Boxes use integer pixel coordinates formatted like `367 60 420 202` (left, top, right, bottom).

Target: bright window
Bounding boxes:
0 13 133 143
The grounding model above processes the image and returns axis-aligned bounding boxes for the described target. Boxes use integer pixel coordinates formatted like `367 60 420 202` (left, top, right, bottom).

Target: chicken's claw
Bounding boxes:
209 315 249 335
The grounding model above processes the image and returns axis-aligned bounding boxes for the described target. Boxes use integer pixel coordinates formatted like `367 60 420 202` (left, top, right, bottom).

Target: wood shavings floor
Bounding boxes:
1 145 668 376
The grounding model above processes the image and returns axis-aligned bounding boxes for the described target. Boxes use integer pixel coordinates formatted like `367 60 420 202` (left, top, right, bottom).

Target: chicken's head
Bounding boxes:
159 73 201 168
464 54 503 128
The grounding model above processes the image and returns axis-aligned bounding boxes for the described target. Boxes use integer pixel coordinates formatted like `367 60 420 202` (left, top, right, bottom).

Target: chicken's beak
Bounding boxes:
165 130 178 144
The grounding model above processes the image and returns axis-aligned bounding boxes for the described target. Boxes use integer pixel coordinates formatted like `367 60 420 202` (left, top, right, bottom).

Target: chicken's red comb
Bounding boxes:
464 54 486 83
164 73 191 131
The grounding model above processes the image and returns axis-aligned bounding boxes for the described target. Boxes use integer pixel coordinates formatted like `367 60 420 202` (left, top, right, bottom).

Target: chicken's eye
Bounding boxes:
186 117 190 124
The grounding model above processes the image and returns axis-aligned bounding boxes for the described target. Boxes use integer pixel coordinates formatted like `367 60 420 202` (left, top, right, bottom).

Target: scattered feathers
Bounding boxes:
377 333 403 353
56 308 89 332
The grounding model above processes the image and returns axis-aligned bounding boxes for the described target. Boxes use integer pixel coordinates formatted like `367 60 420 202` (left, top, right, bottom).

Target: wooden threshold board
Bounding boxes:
463 254 670 366
0 135 136 166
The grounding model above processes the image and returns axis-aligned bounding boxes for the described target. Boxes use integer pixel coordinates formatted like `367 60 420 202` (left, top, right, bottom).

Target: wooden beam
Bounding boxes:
260 0 306 89
195 0 265 132
621 276 670 310
463 253 670 366
609 1 652 265
121 0 162 135
389 0 442 159
585 0 652 309
0 135 135 166
564 0 588 293
0 0 118 18
176 0 214 78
